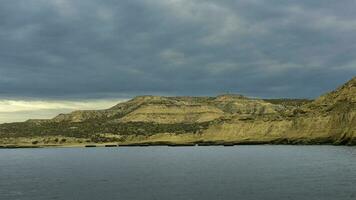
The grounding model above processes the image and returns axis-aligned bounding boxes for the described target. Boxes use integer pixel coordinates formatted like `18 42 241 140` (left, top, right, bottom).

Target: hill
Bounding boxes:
0 77 355 147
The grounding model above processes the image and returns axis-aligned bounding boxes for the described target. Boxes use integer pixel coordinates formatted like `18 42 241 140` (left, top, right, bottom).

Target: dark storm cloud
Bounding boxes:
0 0 355 99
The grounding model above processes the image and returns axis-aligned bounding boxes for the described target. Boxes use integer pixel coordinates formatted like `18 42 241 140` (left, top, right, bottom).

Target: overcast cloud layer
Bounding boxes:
1 0 356 100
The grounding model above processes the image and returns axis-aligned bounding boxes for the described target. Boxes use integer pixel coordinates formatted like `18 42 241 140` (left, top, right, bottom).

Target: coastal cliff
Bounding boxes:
0 77 355 147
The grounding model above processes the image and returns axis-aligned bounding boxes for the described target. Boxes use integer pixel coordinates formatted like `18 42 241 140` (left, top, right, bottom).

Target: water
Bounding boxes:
0 146 355 200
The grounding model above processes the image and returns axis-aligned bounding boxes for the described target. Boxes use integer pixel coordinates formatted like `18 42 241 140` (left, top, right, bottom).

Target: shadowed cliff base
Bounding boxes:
0 77 355 147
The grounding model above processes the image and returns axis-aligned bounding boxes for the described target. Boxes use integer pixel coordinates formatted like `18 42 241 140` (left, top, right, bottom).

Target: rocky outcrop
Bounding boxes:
0 77 355 146
198 77 356 145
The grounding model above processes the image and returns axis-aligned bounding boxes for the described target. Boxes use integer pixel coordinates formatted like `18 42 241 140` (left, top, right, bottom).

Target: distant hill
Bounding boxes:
0 77 355 147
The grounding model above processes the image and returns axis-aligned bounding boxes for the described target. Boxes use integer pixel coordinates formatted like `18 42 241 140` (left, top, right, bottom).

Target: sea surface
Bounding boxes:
0 146 355 200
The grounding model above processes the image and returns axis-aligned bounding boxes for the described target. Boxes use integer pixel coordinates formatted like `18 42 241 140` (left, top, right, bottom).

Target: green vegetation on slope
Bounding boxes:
0 120 213 138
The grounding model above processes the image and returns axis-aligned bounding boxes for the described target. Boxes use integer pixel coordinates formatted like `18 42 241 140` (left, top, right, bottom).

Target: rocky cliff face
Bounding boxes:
0 77 355 146
303 77 356 144
200 77 356 145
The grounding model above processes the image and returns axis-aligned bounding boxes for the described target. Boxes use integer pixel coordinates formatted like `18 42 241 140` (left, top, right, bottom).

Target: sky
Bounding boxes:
0 0 356 123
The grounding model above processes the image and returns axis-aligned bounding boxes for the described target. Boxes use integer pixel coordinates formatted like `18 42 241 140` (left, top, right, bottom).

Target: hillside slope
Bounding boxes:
0 77 355 146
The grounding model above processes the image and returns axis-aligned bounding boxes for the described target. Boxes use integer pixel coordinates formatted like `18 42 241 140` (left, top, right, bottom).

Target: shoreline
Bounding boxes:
1 140 354 149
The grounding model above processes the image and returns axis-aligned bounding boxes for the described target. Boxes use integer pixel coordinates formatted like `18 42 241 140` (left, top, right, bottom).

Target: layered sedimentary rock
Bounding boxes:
0 77 355 146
